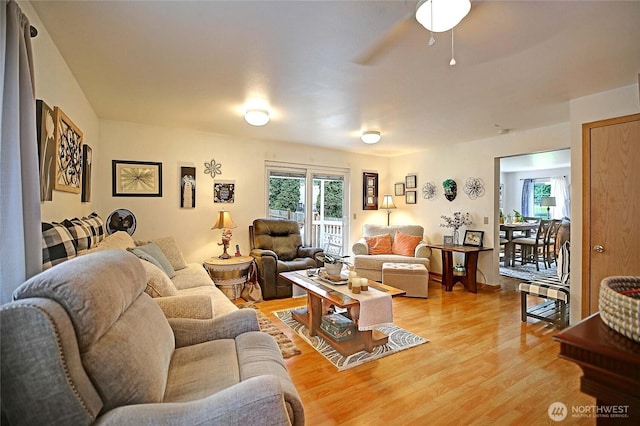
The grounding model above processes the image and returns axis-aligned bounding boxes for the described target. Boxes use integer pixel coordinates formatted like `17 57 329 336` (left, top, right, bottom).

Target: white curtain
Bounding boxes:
1 0 41 303
551 176 570 219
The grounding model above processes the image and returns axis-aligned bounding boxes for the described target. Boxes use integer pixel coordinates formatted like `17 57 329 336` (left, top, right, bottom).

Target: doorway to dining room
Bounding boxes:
497 149 571 281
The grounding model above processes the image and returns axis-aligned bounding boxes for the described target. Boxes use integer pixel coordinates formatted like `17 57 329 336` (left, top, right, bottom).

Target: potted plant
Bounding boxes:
315 253 350 277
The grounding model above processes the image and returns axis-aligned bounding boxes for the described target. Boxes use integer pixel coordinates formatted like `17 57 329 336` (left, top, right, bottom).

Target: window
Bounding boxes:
532 182 551 217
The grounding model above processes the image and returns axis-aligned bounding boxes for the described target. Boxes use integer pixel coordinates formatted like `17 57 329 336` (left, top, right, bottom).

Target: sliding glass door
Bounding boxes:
266 163 349 255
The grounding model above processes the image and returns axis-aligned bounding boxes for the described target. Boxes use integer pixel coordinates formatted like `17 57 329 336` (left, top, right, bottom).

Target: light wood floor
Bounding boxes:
253 276 596 426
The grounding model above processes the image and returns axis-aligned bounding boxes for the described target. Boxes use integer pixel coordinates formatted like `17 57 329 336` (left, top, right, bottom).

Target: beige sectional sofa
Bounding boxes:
353 224 431 281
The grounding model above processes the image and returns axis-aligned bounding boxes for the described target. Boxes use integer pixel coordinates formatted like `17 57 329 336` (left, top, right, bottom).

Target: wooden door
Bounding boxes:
582 113 640 316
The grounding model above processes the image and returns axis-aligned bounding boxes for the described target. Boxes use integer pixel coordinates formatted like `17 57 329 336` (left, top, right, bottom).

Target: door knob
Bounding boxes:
593 245 604 253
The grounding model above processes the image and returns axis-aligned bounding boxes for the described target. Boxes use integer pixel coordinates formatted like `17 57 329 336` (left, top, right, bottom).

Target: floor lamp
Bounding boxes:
540 196 556 220
381 195 397 226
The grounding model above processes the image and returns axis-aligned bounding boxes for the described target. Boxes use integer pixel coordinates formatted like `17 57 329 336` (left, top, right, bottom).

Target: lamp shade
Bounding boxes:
381 195 397 210
244 109 270 126
540 196 557 207
361 131 381 144
211 211 237 230
415 0 471 33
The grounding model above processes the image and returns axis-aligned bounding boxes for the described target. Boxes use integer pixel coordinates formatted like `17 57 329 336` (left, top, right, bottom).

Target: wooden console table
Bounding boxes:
425 244 493 293
554 313 640 424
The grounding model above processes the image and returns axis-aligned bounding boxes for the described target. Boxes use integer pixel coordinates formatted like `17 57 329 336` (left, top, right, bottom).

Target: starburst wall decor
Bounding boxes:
422 182 437 200
204 158 222 179
463 177 485 200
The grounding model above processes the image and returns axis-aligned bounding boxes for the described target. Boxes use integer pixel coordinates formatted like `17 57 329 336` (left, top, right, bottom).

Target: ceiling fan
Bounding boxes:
354 0 472 66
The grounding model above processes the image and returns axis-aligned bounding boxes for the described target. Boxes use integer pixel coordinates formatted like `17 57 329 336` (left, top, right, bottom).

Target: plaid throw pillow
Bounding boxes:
78 212 106 247
62 219 92 255
42 222 77 270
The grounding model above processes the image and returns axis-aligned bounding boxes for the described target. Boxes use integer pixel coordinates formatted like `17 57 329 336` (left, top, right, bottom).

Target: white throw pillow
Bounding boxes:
152 236 188 271
139 260 179 298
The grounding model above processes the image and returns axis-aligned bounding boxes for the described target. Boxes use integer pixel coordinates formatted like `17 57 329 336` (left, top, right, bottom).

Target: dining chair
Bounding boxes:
512 219 552 271
544 219 563 268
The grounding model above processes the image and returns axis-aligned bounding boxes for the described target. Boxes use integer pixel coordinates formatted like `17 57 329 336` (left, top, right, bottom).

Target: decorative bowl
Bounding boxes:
598 276 640 343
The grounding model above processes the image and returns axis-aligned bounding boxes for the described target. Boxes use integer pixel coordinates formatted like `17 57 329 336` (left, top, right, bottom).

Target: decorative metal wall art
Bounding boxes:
204 159 222 179
422 182 437 200
53 106 83 193
464 177 485 200
442 179 457 202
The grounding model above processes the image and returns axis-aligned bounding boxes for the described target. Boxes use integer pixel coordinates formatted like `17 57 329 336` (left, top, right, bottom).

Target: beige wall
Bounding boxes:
21 1 101 221
97 121 389 263
389 123 571 285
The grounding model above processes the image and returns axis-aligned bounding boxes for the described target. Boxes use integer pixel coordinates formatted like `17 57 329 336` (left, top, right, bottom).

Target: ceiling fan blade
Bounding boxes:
354 15 415 66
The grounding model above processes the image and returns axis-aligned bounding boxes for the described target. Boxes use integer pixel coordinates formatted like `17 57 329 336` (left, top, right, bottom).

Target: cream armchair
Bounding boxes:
353 224 431 281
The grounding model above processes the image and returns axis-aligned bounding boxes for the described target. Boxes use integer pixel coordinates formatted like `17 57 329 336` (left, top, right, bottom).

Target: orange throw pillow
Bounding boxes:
392 231 422 256
365 233 392 255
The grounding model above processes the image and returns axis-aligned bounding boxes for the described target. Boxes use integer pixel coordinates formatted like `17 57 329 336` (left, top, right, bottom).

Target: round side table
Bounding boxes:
203 256 254 300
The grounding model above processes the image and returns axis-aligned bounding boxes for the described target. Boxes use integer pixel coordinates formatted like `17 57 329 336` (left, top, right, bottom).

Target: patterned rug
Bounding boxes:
500 263 557 282
273 307 428 371
238 303 301 359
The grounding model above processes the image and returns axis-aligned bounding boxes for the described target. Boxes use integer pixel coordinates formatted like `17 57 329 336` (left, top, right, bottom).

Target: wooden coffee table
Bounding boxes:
279 271 405 356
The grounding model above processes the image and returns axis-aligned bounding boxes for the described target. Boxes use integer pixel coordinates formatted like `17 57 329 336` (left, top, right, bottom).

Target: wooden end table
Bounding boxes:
203 256 254 300
425 244 493 293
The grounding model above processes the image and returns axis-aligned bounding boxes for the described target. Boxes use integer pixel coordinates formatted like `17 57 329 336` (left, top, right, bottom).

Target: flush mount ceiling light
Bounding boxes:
244 109 270 126
415 0 471 33
361 131 381 144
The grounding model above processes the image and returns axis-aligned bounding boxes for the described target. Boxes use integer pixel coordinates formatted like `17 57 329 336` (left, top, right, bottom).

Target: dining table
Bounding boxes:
500 222 539 266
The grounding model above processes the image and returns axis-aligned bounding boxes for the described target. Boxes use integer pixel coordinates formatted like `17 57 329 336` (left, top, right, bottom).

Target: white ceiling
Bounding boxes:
29 0 640 157
500 148 571 172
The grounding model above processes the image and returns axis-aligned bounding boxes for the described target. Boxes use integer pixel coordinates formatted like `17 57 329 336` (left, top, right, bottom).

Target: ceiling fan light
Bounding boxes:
416 0 471 33
361 131 381 144
244 109 270 126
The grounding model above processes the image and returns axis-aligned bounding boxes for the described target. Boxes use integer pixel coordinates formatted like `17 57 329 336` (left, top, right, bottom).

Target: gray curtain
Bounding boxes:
521 178 534 217
1 0 41 303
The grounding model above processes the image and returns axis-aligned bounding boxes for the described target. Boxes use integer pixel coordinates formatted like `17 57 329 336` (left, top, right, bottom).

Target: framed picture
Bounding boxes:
463 230 484 247
405 174 417 189
363 172 378 210
53 106 83 193
443 235 454 246
112 160 163 197
214 180 235 203
406 190 416 204
36 100 55 201
81 145 92 202
180 166 196 208
394 182 405 196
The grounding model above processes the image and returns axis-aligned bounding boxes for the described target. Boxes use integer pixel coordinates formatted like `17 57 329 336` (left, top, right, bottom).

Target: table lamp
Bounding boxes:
211 210 237 259
540 196 556 219
381 195 397 226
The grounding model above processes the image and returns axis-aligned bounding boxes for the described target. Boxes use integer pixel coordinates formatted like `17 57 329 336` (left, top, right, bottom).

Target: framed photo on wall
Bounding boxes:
214 180 235 203
394 182 405 196
405 174 417 189
180 166 196 208
406 190 417 204
463 230 484 247
363 172 378 210
112 160 163 197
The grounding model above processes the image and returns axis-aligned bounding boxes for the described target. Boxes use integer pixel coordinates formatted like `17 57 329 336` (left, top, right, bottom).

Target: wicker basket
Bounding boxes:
598 276 640 343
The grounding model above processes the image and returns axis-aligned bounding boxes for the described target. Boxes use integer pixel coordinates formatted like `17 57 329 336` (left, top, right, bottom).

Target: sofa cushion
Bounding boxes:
152 236 188 271
41 222 77 270
90 231 136 252
62 219 93 255
140 260 179 297
365 233 392 255
392 231 422 256
131 243 176 278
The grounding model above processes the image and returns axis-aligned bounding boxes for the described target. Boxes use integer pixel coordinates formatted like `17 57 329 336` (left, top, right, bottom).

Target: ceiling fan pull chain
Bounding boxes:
449 28 457 66
429 0 435 46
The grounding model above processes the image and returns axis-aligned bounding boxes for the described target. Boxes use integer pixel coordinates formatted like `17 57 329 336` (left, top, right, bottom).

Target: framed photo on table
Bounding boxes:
112 160 163 197
463 230 484 247
363 172 378 210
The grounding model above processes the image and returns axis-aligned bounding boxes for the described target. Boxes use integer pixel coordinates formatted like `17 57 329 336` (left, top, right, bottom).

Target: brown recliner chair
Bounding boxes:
249 218 324 299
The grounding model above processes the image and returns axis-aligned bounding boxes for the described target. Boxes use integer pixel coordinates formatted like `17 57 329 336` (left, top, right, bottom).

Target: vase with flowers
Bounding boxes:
440 211 472 245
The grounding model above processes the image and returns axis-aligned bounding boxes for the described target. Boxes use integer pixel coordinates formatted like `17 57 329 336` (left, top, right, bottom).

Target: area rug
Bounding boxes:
273 307 428 371
238 303 301 359
500 263 557 282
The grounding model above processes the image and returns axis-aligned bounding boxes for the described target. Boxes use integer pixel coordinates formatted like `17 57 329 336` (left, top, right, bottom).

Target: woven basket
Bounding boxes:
598 276 640 343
